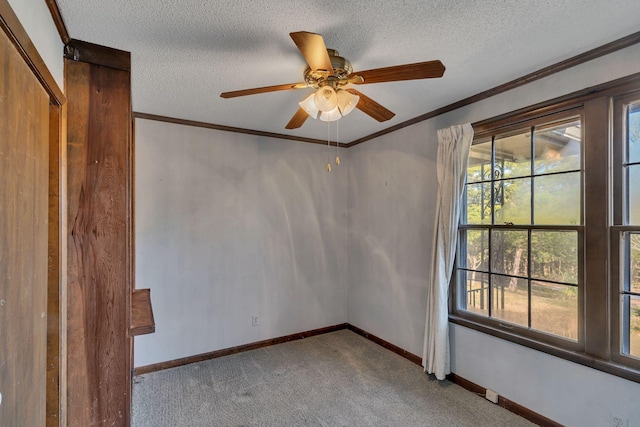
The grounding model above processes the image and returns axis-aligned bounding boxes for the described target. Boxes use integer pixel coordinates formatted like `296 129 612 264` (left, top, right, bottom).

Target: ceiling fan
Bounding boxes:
220 31 445 130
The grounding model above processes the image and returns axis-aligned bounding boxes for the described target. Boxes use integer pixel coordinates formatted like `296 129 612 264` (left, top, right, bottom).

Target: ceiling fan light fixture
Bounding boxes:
299 93 320 119
336 90 359 116
314 85 338 111
318 106 342 122
221 31 445 130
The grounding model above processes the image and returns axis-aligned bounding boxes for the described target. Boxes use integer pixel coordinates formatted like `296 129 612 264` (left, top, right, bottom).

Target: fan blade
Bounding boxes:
285 107 309 129
290 31 333 73
221 82 307 98
346 89 395 122
348 60 445 84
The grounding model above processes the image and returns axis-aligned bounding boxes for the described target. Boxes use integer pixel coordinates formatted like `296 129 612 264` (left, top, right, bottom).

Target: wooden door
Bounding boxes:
0 27 51 426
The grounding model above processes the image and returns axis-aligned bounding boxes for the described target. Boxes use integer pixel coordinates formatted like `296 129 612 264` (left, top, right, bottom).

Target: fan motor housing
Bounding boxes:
304 49 352 88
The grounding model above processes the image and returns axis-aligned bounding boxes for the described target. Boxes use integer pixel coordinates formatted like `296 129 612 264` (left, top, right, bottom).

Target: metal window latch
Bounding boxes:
504 222 514 226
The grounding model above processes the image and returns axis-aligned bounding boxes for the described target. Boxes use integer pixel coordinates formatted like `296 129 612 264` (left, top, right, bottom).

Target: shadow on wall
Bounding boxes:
346 147 438 355
134 121 348 367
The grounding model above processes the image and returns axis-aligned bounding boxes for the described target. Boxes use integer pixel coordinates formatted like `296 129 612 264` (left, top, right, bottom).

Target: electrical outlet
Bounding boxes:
485 389 499 404
251 316 258 326
611 415 627 427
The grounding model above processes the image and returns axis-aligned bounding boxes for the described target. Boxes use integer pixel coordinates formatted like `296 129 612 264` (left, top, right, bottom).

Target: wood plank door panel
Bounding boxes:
0 27 50 427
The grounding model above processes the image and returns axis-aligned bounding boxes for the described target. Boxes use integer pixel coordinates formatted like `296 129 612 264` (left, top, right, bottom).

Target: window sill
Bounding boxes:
449 314 640 384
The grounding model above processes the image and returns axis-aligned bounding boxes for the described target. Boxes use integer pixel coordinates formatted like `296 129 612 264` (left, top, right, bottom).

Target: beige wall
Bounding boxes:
347 42 640 426
134 119 348 367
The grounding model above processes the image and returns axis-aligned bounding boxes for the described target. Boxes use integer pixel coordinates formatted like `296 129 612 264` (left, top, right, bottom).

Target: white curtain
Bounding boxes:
422 123 474 380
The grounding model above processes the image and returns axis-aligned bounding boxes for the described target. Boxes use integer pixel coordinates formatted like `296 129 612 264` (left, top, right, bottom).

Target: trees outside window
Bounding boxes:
459 118 581 342
613 97 640 363
451 78 640 382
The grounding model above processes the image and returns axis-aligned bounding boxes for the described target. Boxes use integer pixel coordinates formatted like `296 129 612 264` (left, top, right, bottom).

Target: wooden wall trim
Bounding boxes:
134 323 349 375
138 72 640 150
64 38 131 71
134 112 339 146
44 0 69 44
349 325 555 426
447 374 563 427
0 0 65 105
471 72 640 136
132 323 423 373
346 324 423 365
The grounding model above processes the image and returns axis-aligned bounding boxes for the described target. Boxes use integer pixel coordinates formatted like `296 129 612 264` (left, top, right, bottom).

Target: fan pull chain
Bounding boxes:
335 119 340 165
326 120 331 172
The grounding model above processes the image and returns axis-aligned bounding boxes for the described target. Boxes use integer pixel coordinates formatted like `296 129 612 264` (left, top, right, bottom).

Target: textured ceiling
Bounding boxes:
56 0 640 143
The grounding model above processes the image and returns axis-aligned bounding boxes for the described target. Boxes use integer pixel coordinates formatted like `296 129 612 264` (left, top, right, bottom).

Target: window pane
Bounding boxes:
628 165 640 225
464 183 492 224
459 112 587 355
491 229 528 277
491 275 528 327
629 233 640 294
461 229 489 271
534 120 581 174
495 132 531 179
534 172 580 225
629 101 640 164
467 139 492 183
624 295 640 358
531 281 578 340
494 178 531 224
461 270 489 316
531 231 578 284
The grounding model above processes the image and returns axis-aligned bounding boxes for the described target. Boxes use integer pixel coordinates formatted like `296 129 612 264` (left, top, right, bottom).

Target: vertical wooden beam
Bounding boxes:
65 41 132 426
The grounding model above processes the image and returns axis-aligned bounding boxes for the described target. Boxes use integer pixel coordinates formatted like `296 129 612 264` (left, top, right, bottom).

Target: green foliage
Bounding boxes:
463 138 580 285
562 286 577 300
632 302 640 333
462 113 640 341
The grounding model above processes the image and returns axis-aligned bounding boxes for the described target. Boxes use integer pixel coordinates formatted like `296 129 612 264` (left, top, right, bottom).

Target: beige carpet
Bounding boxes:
132 330 535 426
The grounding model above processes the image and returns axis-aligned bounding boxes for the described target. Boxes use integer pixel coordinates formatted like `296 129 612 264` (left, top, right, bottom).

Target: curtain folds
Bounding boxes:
422 123 474 380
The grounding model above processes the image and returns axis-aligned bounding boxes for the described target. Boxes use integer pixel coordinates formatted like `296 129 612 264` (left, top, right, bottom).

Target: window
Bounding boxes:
458 114 583 348
450 75 640 382
612 95 640 369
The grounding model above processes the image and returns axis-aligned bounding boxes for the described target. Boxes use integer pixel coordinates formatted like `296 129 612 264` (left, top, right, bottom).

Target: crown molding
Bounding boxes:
45 0 70 44
134 112 342 146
